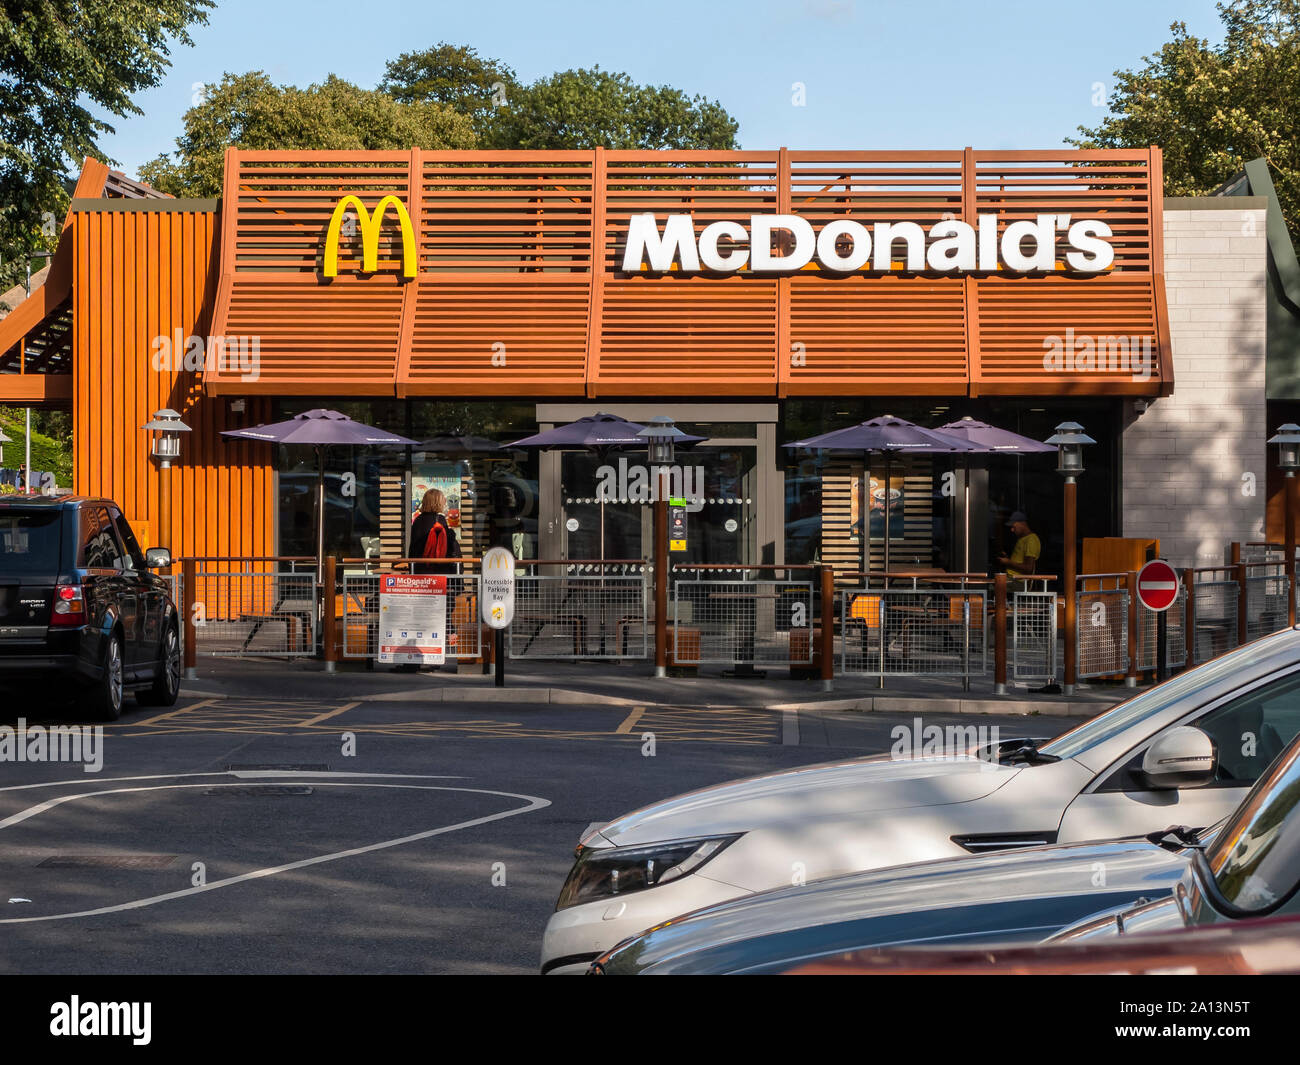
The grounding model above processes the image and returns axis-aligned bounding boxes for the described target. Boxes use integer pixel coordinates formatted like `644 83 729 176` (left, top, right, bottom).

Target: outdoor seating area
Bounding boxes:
165 541 1300 694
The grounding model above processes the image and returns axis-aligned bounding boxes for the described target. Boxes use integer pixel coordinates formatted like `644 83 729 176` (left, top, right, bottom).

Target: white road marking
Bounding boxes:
0 774 549 924
782 708 799 746
0 770 465 795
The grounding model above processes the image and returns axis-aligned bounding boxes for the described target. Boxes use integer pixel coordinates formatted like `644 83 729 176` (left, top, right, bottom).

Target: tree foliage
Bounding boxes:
140 72 477 197
0 0 212 288
1072 0 1300 239
381 42 519 139
381 46 740 150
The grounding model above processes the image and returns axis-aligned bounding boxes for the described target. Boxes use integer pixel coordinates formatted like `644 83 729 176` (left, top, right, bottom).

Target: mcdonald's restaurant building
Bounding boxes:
3 147 1298 577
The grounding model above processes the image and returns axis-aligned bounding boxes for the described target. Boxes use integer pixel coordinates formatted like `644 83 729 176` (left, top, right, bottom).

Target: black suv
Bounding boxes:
0 497 180 719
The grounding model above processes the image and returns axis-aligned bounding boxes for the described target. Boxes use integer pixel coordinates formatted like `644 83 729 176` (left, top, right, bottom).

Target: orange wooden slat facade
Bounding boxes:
206 146 1172 398
71 205 272 558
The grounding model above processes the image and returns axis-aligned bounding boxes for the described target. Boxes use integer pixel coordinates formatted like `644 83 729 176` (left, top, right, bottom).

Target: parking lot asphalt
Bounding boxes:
0 692 1091 974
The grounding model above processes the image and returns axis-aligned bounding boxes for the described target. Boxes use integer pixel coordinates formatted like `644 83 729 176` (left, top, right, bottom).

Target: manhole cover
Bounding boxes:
39 855 177 869
205 785 314 797
226 764 329 771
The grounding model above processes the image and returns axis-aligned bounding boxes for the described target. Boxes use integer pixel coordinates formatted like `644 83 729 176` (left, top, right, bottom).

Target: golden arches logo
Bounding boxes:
323 194 416 278
484 550 513 573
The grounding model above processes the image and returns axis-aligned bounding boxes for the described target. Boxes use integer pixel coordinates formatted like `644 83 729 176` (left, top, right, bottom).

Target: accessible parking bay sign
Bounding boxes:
378 574 447 665
481 547 516 630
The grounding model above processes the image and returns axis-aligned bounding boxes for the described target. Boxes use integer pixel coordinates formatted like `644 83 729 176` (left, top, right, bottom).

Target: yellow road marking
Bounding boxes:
615 706 646 734
128 698 220 727
297 701 360 727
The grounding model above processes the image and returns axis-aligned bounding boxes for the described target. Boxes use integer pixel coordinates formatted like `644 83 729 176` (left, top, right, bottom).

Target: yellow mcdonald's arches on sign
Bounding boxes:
323 194 417 278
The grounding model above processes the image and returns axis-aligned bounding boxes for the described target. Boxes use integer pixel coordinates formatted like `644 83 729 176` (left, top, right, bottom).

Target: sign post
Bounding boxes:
1136 559 1180 683
481 547 517 688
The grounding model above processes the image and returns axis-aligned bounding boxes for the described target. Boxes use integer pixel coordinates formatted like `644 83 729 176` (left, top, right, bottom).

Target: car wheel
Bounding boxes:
137 624 181 707
89 632 124 721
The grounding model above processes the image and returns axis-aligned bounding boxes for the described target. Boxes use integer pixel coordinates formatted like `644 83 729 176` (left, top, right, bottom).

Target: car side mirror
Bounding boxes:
1138 726 1217 789
144 547 172 569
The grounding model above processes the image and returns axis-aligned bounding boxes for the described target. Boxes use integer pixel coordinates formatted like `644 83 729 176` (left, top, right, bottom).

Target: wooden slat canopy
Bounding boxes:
207 147 1172 398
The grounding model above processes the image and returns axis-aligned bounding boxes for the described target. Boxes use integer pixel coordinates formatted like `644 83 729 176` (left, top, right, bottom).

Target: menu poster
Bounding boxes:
411 460 463 530
377 574 447 665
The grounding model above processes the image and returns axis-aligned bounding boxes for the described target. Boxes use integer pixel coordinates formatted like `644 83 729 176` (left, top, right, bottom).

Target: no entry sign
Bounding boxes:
1136 559 1180 612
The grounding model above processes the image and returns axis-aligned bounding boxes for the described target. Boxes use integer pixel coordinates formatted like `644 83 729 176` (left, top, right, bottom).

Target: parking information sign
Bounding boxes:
669 497 688 552
481 547 516 630
377 574 447 664
1136 559 1180 612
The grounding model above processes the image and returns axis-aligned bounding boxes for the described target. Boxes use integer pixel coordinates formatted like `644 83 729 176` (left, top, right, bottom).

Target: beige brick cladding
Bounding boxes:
1121 205 1268 567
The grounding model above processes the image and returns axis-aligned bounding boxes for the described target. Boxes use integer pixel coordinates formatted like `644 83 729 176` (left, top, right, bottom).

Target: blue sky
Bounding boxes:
102 0 1227 177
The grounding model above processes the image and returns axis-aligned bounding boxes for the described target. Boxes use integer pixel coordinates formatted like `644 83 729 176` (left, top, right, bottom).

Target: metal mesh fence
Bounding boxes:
190 566 317 657
1136 584 1188 671
1076 583 1128 680
509 565 647 660
1011 590 1057 682
839 587 986 677
1244 567 1290 643
1188 578 1239 664
671 574 814 666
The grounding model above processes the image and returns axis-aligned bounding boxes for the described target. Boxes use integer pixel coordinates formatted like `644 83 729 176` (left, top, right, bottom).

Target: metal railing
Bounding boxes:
183 557 317 658
1185 566 1240 665
838 573 988 679
1076 574 1128 680
509 560 648 660
670 565 816 667
166 541 1299 688
1011 583 1057 683
1243 561 1290 644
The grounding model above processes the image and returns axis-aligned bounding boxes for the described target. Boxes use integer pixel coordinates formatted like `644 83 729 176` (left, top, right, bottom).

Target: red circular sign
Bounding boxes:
1137 559 1180 612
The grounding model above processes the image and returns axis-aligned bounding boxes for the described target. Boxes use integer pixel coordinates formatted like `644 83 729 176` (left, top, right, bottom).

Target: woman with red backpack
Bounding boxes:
411 488 461 578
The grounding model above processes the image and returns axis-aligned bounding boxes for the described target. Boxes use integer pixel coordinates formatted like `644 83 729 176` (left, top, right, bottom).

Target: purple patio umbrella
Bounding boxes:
222 408 417 581
785 415 979 574
938 417 1056 574
508 413 706 561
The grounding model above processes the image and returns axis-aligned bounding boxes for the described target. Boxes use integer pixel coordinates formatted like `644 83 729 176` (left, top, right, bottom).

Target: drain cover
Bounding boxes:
40 855 177 869
205 785 314 796
226 764 329 771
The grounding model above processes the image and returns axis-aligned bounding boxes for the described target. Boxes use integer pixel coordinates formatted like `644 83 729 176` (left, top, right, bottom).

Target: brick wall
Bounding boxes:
1121 202 1269 567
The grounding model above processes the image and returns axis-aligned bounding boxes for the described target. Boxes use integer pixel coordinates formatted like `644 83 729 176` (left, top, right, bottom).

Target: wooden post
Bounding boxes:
323 555 338 672
1125 570 1138 687
1287 474 1297 626
654 471 668 676
1063 478 1078 694
1235 561 1248 646
182 556 197 680
820 564 834 691
994 573 1007 693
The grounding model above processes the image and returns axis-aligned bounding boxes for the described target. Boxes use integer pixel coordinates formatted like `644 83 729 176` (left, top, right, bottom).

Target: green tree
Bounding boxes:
381 42 520 138
385 48 740 150
485 67 739 150
1072 0 1300 240
0 0 212 289
139 72 477 197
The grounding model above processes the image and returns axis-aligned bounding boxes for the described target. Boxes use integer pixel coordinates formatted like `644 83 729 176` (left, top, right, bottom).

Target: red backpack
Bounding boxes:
423 517 448 560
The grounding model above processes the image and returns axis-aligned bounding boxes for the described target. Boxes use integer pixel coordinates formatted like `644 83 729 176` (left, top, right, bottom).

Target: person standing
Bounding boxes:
997 511 1040 578
411 488 461 577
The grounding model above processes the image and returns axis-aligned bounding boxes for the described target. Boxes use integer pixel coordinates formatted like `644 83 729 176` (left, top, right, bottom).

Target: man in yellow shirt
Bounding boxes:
998 511 1040 578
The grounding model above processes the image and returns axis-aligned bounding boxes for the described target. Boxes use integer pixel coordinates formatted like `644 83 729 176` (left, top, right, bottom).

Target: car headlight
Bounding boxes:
555 834 742 911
